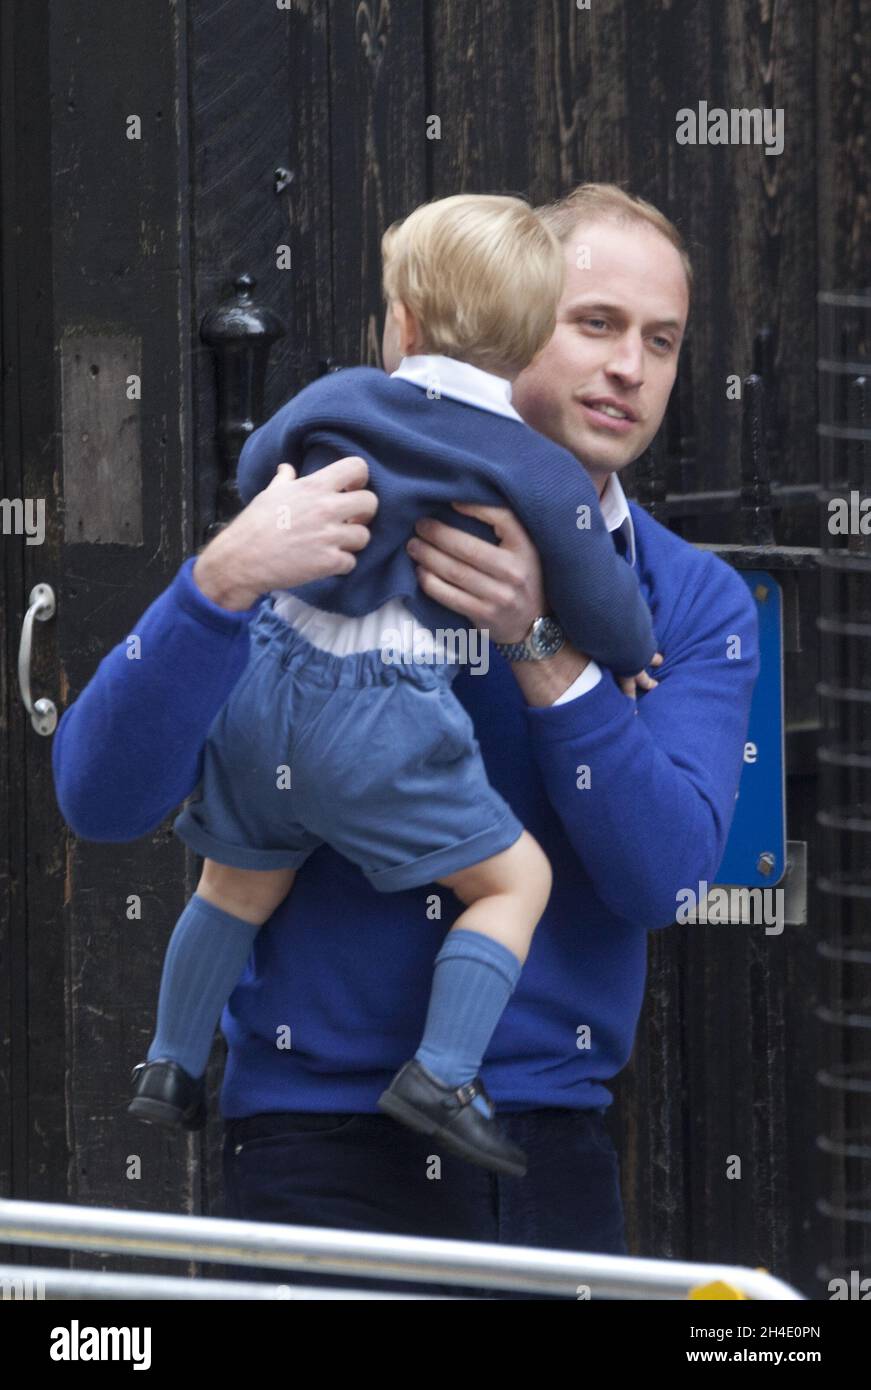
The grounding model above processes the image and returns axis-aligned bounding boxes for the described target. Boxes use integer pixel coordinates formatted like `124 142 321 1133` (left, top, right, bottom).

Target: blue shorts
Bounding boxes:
172 601 524 892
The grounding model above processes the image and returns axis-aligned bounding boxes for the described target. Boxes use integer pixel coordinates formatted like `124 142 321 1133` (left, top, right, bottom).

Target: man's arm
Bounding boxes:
524 559 759 929
51 558 261 840
407 506 758 929
52 458 377 841
502 457 657 675
509 644 593 705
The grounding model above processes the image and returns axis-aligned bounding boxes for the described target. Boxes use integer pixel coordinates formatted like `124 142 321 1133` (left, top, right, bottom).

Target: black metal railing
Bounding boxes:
815 292 871 1293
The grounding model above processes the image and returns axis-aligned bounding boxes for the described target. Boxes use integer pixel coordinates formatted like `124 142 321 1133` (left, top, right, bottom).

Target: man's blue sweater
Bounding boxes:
235 367 656 676
51 503 758 1116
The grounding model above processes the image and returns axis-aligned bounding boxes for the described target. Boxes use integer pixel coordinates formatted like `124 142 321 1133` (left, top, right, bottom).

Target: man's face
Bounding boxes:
512 218 689 493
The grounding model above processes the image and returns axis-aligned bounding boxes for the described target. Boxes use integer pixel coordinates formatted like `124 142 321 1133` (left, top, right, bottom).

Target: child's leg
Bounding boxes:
195 859 298 925
413 831 552 1115
146 860 296 1079
437 829 552 966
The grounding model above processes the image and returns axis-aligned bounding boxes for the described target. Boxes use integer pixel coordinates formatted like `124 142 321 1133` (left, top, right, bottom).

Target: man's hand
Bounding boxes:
405 501 547 644
194 458 378 611
406 501 596 705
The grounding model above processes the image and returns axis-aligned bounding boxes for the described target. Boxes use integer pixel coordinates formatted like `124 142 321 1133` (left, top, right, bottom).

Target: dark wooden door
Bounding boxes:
1 0 205 1283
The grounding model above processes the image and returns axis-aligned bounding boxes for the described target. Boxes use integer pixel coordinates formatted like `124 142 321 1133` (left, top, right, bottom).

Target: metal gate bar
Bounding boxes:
0 1198 803 1299
0 1264 442 1300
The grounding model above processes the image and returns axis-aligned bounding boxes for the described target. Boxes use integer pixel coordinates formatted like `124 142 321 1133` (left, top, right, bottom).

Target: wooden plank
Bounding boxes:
427 0 535 198
328 0 428 367
717 0 818 494
613 932 688 1262
528 0 630 200
45 0 196 1273
2 0 71 1242
189 0 304 531
60 333 144 545
817 0 871 290
280 0 334 394
0 0 54 1263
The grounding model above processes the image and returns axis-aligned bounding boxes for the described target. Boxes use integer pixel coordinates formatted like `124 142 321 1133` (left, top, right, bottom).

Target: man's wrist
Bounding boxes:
508 642 591 707
192 534 262 611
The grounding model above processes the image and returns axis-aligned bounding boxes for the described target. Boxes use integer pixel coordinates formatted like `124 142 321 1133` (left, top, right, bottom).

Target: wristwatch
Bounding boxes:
494 615 566 662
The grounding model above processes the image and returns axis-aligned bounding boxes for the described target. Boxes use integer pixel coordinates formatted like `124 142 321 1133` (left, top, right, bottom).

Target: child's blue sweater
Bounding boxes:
235 367 656 676
51 504 758 1116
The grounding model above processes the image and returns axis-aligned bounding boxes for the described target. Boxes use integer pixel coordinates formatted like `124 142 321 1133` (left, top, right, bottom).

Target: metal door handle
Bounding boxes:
18 583 57 736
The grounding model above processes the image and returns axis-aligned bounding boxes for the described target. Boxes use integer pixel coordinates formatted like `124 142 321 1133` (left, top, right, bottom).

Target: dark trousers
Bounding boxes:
220 1106 627 1299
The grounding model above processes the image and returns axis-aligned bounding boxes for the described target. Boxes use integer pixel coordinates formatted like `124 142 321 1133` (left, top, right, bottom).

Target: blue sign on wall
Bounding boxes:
714 570 786 889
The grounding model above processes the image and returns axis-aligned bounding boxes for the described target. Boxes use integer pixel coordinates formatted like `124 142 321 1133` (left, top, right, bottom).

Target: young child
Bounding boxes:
129 194 658 1177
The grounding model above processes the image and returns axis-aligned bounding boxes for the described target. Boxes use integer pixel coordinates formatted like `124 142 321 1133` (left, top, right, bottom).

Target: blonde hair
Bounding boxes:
534 183 693 296
381 194 565 376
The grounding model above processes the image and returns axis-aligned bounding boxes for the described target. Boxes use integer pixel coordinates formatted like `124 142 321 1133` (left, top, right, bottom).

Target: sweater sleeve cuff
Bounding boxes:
173 556 265 634
527 666 631 745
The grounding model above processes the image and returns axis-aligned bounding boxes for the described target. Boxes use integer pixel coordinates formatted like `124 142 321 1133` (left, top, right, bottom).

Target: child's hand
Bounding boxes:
618 652 663 700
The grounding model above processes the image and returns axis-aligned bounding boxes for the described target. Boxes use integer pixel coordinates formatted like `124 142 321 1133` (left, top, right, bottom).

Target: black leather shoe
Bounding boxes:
377 1059 527 1177
128 1059 207 1131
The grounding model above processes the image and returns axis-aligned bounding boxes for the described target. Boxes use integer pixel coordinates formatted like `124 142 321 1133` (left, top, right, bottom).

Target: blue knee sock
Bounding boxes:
414 928 522 1118
146 892 261 1079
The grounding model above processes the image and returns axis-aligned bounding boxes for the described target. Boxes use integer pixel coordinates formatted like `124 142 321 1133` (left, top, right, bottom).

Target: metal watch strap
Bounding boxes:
494 627 538 662
494 615 565 662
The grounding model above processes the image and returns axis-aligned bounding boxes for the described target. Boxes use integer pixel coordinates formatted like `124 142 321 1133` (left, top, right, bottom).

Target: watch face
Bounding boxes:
530 616 562 657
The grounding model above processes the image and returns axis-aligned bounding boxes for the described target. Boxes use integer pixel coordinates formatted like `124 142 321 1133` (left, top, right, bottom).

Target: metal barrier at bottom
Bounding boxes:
0 1198 804 1300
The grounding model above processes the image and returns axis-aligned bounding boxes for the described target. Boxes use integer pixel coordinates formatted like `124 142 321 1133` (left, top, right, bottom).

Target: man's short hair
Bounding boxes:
381 193 565 376
534 182 693 297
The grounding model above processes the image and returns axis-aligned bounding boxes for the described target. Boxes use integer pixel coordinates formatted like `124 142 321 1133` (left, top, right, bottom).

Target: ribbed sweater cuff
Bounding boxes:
525 668 631 746
173 555 265 634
